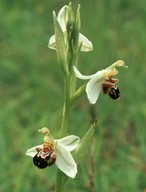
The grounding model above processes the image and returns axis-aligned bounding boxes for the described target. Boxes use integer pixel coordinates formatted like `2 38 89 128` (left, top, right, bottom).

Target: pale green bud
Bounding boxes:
53 12 69 75
66 3 79 55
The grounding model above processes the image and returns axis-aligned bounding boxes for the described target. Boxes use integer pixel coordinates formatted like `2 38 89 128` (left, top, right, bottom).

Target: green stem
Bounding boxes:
55 75 71 192
60 75 71 137
55 45 79 192
55 169 64 192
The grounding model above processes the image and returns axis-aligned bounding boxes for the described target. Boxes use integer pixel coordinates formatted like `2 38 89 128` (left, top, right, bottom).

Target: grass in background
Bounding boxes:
0 0 146 191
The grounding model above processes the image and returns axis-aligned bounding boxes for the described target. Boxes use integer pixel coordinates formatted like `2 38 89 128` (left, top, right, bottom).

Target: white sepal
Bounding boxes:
56 135 80 152
25 144 43 157
55 143 77 178
79 33 93 52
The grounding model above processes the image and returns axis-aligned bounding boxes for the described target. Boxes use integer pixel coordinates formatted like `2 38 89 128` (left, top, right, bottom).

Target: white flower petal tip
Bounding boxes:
79 33 93 52
73 66 87 79
48 35 56 50
53 11 56 17
73 66 95 80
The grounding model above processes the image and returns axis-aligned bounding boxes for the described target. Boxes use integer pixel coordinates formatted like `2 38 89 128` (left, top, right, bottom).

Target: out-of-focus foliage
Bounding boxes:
0 0 146 191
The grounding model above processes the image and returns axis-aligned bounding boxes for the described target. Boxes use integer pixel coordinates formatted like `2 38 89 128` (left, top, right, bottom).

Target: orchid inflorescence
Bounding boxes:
25 2 127 191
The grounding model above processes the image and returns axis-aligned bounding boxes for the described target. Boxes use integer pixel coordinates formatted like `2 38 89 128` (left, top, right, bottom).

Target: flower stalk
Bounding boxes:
60 75 71 137
55 169 65 192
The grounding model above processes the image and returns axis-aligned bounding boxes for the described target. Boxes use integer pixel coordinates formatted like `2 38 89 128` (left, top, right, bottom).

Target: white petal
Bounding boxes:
48 35 56 50
25 144 43 157
56 135 80 152
86 76 103 104
58 5 68 32
73 66 95 80
56 143 77 178
79 33 93 52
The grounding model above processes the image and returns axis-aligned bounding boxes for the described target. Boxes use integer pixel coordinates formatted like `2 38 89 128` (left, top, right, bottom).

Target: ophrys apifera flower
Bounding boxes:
74 60 126 104
25 127 80 178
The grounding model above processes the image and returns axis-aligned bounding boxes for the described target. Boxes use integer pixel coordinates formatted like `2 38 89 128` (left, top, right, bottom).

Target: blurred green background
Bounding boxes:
1 0 146 191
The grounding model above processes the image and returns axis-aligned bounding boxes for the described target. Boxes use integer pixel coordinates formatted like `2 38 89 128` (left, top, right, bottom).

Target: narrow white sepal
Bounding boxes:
74 60 126 104
73 66 95 80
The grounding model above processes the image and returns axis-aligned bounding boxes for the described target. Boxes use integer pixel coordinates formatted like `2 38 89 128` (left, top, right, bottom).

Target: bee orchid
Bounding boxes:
26 127 80 178
73 60 126 104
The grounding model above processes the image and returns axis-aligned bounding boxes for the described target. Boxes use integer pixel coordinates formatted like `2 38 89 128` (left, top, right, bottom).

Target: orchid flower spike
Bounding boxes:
74 60 127 104
48 5 93 52
25 127 80 178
